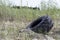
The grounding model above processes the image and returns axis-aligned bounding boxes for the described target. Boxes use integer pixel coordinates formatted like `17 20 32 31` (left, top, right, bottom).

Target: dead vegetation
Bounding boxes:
0 19 60 40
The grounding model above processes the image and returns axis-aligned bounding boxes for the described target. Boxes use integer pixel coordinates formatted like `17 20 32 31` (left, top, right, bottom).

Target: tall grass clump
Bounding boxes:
0 0 60 21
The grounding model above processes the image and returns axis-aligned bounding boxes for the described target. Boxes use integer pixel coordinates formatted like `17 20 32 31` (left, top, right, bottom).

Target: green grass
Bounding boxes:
0 6 60 22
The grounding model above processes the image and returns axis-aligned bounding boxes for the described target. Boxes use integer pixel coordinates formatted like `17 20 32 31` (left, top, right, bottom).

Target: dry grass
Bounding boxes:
0 20 60 40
